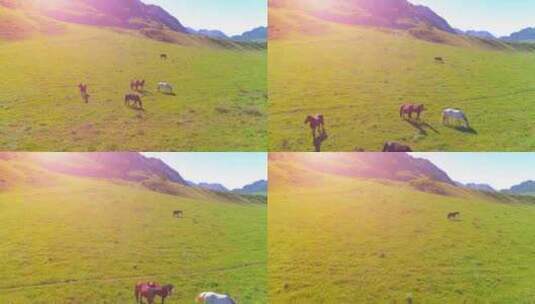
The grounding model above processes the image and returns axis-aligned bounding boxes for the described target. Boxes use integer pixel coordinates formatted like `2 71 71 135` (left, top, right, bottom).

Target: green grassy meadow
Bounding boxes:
269 7 535 151
0 160 267 303
0 8 267 151
269 157 535 303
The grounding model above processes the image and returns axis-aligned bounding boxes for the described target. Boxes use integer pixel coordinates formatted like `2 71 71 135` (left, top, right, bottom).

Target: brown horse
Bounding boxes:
78 83 90 103
173 210 183 218
400 104 425 120
383 141 412 152
160 54 168 60
447 212 460 220
125 94 143 109
135 282 174 304
131 80 146 91
305 114 325 138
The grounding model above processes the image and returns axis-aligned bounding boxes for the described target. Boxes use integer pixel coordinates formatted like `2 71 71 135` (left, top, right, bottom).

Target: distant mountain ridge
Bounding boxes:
232 27 267 42
503 180 535 196
501 27 535 42
189 179 267 196
233 180 268 195
459 182 497 193
187 26 267 42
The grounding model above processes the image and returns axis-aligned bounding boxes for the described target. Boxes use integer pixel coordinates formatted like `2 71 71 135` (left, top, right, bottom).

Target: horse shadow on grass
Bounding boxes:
404 119 440 136
126 104 145 112
160 91 176 96
445 125 478 135
312 130 328 152
137 89 153 96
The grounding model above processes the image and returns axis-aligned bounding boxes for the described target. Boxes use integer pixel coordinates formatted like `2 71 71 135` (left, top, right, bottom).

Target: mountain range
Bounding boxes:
0 0 265 42
273 0 535 44
0 152 266 197
270 153 535 198
187 26 267 42
188 179 268 196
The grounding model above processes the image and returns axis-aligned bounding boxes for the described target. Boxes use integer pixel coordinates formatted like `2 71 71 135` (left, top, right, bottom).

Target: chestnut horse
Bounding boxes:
135 282 174 304
78 83 90 103
305 114 325 138
131 80 146 91
400 104 425 120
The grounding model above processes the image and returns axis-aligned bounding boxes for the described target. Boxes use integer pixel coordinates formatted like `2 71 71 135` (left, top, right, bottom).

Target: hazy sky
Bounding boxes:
142 153 267 189
145 0 267 35
411 153 535 190
410 0 535 36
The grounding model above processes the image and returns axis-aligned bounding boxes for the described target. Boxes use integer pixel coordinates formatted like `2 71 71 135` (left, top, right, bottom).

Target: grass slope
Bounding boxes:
0 161 267 303
0 12 266 151
269 7 535 151
269 158 535 303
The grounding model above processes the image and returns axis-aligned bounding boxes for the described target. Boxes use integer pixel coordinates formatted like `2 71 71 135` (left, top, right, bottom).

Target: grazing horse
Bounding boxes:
160 54 168 60
442 108 470 128
131 80 146 91
400 104 425 120
435 57 444 63
383 141 412 152
304 114 325 139
135 282 174 304
196 292 236 304
447 212 460 220
78 83 90 103
157 82 173 94
173 210 183 218
125 94 143 109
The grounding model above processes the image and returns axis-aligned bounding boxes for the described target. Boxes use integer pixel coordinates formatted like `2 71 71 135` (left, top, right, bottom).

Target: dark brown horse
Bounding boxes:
135 282 174 304
125 94 143 109
400 104 425 120
447 212 460 220
173 210 183 218
78 83 90 103
160 54 168 60
383 141 412 152
305 114 325 138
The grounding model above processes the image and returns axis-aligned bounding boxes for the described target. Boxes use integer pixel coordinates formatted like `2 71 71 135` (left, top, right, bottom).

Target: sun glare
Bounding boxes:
297 0 337 11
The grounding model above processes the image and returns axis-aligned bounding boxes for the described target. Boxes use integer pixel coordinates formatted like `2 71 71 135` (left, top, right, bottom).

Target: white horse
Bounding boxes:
157 82 174 94
442 108 470 128
196 292 236 304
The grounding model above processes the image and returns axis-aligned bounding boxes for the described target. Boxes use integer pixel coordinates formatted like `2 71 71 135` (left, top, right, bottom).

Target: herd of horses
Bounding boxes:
135 282 236 304
304 102 472 152
301 56 478 152
77 54 175 110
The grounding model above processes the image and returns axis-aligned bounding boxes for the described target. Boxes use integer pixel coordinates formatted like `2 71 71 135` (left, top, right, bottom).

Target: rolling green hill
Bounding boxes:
269 4 535 151
0 5 267 151
269 154 535 303
0 155 267 303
